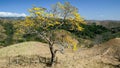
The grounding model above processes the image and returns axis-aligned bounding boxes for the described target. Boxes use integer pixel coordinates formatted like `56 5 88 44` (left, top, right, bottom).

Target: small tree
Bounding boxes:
14 2 85 66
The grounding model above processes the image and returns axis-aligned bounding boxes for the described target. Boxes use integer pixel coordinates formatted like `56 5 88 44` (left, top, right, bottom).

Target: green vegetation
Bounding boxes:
0 18 120 47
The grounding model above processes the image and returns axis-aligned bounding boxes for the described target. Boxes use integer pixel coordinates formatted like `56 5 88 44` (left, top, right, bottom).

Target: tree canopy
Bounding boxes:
13 2 86 66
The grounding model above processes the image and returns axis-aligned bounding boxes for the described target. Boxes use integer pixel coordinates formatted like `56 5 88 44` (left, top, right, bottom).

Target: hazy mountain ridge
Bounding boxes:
0 17 25 20
86 20 120 29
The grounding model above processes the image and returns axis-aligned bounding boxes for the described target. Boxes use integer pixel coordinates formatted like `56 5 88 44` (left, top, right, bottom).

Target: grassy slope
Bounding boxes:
0 38 120 68
0 41 50 57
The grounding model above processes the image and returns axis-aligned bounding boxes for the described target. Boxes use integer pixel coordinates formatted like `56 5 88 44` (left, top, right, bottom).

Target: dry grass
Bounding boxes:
0 41 50 57
0 38 120 68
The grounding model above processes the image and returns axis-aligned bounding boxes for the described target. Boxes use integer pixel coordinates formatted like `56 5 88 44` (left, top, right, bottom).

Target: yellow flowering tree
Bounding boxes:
14 2 85 66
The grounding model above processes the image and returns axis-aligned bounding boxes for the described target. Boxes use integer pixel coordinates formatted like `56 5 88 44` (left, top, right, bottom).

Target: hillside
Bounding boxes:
86 20 120 29
0 38 120 68
0 42 51 57
75 38 120 68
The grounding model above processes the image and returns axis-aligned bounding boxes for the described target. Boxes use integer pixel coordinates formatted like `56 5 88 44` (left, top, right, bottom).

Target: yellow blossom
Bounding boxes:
49 14 54 17
55 21 60 24
33 7 40 11
77 26 83 31
35 12 41 15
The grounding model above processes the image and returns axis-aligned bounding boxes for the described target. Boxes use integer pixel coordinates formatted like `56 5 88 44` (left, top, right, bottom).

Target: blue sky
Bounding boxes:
0 0 120 20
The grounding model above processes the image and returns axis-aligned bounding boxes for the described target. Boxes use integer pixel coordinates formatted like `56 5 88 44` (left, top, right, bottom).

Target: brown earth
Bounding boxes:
0 38 120 68
74 38 120 68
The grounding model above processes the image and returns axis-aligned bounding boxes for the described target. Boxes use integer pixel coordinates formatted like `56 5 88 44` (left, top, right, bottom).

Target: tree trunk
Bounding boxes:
48 43 56 66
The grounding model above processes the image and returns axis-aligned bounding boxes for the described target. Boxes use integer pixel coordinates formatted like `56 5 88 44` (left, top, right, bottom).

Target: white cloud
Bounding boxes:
0 12 27 17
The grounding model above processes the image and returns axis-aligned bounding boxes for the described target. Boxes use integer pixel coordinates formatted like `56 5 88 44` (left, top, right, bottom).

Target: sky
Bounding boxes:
0 0 120 20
